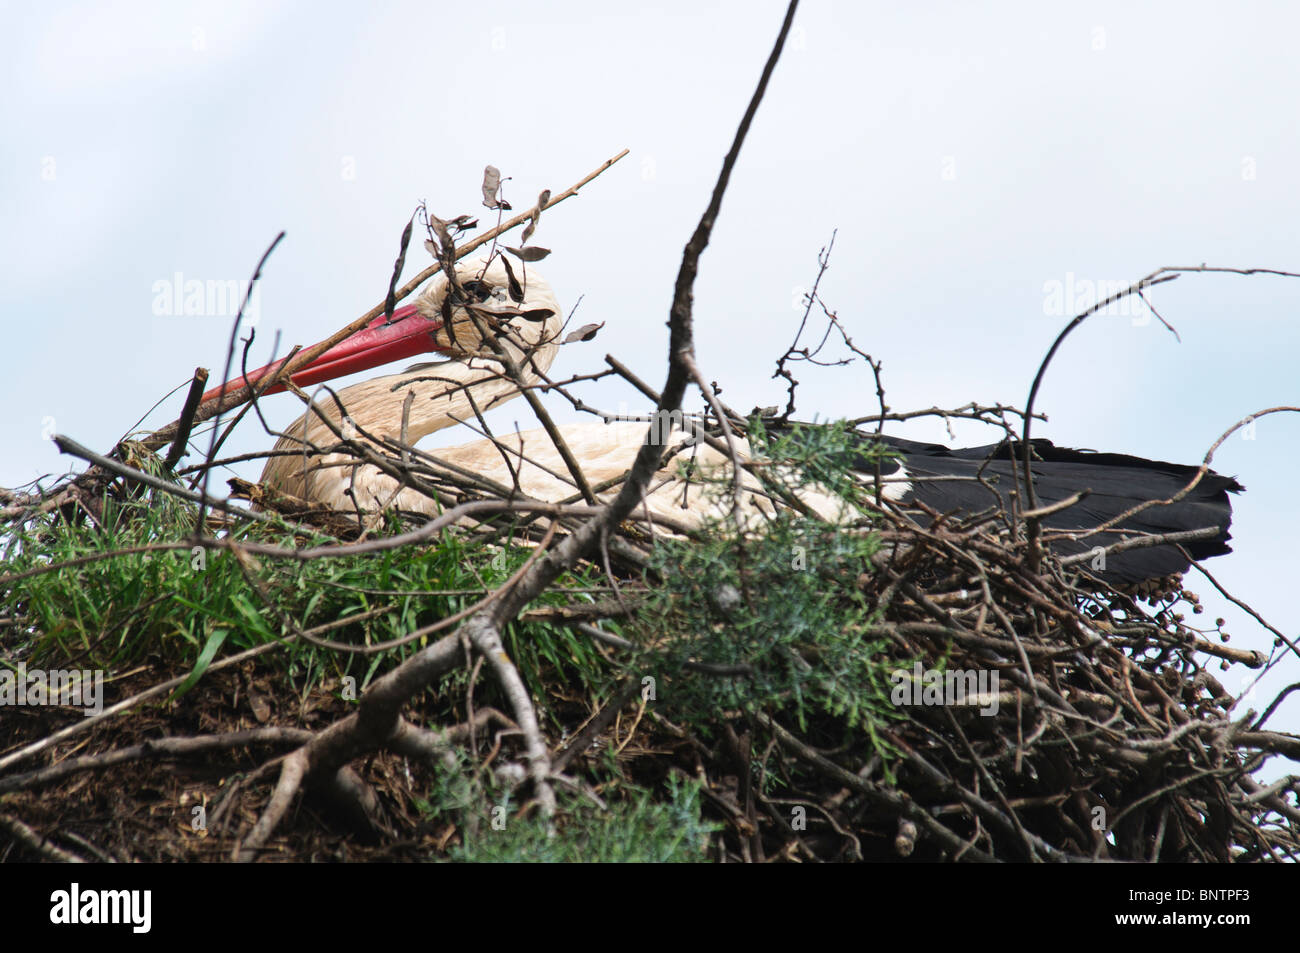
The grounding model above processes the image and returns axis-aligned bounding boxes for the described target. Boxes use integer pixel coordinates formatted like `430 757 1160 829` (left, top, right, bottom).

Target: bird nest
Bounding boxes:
209 396 1297 863
769 493 1289 862
525 442 1300 860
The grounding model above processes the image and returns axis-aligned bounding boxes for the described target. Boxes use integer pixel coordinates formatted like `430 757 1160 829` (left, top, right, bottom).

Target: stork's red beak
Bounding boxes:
199 303 445 404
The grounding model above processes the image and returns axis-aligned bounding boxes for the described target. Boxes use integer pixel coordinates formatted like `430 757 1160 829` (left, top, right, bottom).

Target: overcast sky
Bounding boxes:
4 1 1297 735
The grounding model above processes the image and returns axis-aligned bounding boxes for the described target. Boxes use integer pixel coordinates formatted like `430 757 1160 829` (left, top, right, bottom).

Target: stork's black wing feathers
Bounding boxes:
846 434 1242 585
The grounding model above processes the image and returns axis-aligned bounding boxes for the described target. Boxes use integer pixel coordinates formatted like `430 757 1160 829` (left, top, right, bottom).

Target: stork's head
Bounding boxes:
415 254 563 358
200 253 562 402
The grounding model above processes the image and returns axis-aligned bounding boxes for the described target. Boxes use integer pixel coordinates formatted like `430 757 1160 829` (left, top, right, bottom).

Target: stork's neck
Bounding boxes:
331 339 558 445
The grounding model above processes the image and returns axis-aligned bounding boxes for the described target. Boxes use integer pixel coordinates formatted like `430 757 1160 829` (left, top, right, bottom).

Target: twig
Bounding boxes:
163 367 209 470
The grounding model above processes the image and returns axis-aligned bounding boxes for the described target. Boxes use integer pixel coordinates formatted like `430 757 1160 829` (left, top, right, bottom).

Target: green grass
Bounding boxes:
631 421 903 743
0 488 613 704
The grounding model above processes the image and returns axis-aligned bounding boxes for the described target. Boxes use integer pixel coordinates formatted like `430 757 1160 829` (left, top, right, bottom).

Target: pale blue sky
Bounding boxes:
4 1 1297 732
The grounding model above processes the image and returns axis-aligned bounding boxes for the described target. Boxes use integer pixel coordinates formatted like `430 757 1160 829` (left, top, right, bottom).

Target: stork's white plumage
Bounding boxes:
221 256 854 530
204 255 1241 584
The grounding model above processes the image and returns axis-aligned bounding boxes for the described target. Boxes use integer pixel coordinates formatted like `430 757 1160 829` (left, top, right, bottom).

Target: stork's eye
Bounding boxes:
462 279 493 302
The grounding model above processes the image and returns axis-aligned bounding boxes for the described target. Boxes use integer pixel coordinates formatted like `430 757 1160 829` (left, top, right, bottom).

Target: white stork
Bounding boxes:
202 255 858 531
201 255 1241 585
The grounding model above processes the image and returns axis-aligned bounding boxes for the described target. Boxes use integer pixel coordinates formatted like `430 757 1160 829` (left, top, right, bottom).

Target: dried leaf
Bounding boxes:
498 254 524 303
440 292 455 345
424 239 439 258
563 321 604 344
505 246 551 262
481 165 501 208
385 214 414 322
519 308 555 322
427 212 453 251
520 188 551 245
468 303 529 319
